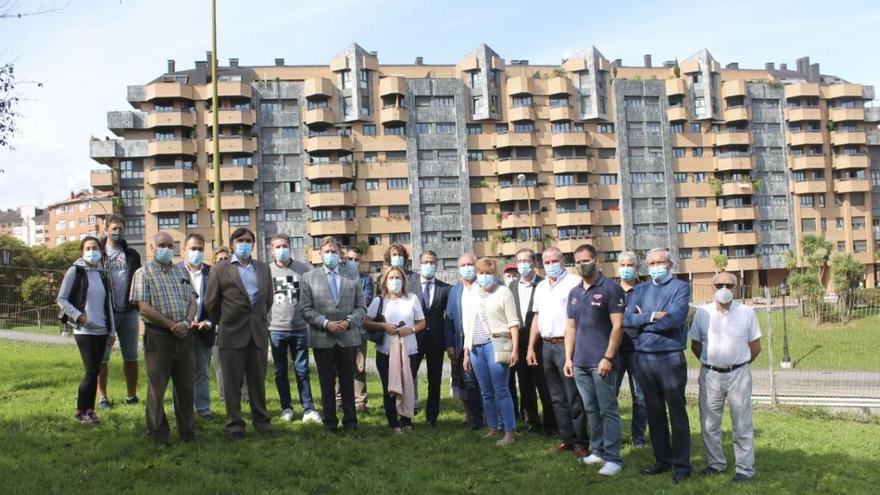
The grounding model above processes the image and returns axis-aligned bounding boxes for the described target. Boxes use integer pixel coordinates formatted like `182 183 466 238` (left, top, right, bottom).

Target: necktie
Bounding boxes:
423 280 432 307
329 270 339 304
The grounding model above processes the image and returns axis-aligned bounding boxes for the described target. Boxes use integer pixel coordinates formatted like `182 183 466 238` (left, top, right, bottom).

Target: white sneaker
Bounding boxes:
581 454 605 465
280 409 294 422
598 461 622 476
301 410 322 424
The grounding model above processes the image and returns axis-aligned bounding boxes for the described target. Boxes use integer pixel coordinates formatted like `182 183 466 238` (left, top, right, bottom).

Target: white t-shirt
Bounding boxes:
367 293 424 355
688 302 762 368
532 271 580 338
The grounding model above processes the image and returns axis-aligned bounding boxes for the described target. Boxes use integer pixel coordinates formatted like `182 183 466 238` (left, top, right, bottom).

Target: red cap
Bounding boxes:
503 262 517 274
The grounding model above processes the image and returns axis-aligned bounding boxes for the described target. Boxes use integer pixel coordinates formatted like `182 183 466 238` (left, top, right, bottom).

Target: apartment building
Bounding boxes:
45 190 113 247
89 44 880 286
0 206 49 247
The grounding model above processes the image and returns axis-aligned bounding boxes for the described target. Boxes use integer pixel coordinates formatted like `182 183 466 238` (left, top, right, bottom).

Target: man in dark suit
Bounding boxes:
300 236 366 432
179 233 215 419
204 228 274 438
507 248 557 436
407 249 451 427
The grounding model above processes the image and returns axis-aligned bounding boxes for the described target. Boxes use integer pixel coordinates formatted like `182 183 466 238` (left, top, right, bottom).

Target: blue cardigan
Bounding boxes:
623 273 690 354
443 283 465 354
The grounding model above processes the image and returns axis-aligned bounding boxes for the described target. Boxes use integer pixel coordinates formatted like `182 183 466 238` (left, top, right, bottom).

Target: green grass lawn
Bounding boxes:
0 341 878 494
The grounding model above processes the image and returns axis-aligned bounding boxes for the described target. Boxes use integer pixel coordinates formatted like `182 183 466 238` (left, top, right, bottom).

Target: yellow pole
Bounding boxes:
211 0 223 248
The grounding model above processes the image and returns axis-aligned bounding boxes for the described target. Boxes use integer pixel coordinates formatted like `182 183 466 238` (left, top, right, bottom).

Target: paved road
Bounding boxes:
2 329 877 402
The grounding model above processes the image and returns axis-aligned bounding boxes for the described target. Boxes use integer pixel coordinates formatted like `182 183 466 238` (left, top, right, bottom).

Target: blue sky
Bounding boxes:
1 0 879 210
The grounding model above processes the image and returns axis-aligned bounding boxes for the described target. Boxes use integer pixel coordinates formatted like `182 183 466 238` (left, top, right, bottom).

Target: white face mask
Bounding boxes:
715 287 734 305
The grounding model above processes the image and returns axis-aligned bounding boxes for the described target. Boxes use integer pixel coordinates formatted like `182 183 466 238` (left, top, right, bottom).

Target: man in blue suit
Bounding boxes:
179 233 215 418
444 252 483 430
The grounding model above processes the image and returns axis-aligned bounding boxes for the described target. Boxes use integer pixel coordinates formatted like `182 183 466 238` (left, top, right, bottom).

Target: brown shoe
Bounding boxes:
573 447 588 459
557 442 573 452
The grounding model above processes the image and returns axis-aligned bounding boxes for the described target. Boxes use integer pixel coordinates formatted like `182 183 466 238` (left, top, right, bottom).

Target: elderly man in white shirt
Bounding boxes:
688 271 761 484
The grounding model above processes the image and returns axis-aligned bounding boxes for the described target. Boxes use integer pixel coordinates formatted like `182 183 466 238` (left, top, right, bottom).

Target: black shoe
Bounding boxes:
733 473 754 483
124 396 140 405
324 427 338 434
526 423 542 433
228 431 245 440
544 429 560 439
672 472 690 484
427 420 438 428
702 466 724 476
641 464 671 476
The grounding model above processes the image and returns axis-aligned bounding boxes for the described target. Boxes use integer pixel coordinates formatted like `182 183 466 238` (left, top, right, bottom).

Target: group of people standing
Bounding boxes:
57 214 762 483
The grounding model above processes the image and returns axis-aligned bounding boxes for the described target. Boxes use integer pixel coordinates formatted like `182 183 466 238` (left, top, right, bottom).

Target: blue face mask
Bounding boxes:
476 274 495 289
387 279 403 294
459 265 475 281
344 261 359 276
649 265 669 281
323 253 340 269
187 249 204 266
517 262 532 277
82 249 102 265
545 262 564 278
154 247 174 263
618 266 636 281
235 242 253 259
420 263 436 279
274 247 290 263
390 255 405 268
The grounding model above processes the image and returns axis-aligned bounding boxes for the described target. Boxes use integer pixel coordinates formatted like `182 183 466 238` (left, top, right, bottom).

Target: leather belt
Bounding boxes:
702 362 747 373
543 337 565 344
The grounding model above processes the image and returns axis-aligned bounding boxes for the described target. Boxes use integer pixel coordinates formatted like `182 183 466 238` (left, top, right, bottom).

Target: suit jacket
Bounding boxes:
443 283 466 356
180 262 214 346
204 259 273 350
507 275 542 346
407 273 451 353
300 266 366 349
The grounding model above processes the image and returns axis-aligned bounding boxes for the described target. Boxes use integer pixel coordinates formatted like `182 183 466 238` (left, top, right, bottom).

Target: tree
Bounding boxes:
801 234 832 282
787 270 825 324
830 252 865 322
713 254 728 273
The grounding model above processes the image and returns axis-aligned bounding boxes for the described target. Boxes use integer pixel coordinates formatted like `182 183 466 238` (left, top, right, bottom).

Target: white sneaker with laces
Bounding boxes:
301 410 322 424
598 462 622 476
581 454 605 465
280 409 294 422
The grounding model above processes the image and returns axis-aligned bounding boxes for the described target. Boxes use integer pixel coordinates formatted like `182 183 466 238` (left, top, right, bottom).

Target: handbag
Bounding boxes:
491 330 513 364
366 296 386 344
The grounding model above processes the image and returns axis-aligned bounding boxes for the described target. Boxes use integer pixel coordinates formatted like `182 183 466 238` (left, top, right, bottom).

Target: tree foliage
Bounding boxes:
830 252 865 322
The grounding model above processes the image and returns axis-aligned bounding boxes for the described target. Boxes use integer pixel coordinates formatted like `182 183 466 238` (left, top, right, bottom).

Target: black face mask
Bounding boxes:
578 261 596 279
109 232 123 243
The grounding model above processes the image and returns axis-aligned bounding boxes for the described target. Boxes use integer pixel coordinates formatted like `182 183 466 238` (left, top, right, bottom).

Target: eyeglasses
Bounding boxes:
714 283 735 289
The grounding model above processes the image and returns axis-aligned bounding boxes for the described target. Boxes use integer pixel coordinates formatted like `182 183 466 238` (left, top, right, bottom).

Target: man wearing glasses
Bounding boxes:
689 271 762 483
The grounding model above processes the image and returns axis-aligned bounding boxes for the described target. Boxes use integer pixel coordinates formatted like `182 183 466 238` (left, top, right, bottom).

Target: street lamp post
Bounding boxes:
210 0 223 249
517 173 537 253
780 283 792 369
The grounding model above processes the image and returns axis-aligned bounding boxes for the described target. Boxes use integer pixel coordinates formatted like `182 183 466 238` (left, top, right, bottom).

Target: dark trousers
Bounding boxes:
542 340 588 448
74 334 108 412
376 351 420 428
144 329 195 444
637 351 691 475
616 347 648 446
219 336 270 435
313 345 358 431
412 344 445 424
508 337 557 432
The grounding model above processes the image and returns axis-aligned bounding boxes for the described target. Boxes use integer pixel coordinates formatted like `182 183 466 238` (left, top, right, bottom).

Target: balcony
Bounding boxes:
150 196 197 214
218 165 257 182
498 186 533 202
302 107 334 125
508 106 535 121
830 131 866 146
205 109 256 126
500 211 539 229
359 216 411 234
91 197 115 215
721 80 747 98
148 139 196 156
555 184 591 200
722 231 759 246
379 107 408 124
307 191 355 208
784 83 820 99
787 131 824 146
500 240 538 257
304 77 334 98
304 135 353 153
829 107 865 122
833 154 869 169
549 105 574 121
714 131 751 147
551 132 588 147
723 106 750 122
495 132 536 148
379 76 406 96
824 83 865 100
791 180 827 195
470 187 497 204
506 76 533 96
556 210 595 226
308 218 358 236
726 257 760 272
144 82 194 101
834 178 870 193
666 79 687 96
215 82 253 98
146 111 195 128
90 170 115 189
789 155 826 170
591 133 617 148
496 158 537 175
205 136 257 154
147 167 198 185
305 163 353 181
207 193 257 211
720 181 754 196
719 206 757 222
547 76 573 95
360 189 410 205
785 107 822 122
714 155 753 171
667 106 688 121
552 157 589 174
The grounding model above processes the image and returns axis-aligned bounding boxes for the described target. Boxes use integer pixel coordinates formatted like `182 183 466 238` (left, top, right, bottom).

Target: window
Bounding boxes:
339 70 351 89
467 124 482 135
647 122 661 134
837 241 847 252
390 233 410 244
264 211 282 222
416 123 431 134
601 199 619 211
695 197 707 208
677 223 691 234
694 173 706 183
672 148 685 158
384 124 405 136
599 174 618 185
415 96 431 107
670 123 684 134
690 123 701 133
386 151 406 162
495 124 509 134
157 214 179 228
694 97 706 116
836 217 844 230
624 97 642 107
854 240 867 253
363 152 378 163
604 226 621 237
365 180 379 191
692 147 704 157
696 222 708 233
675 198 689 208
679 248 692 259
418 150 434 161
511 95 532 108
185 213 198 228
818 194 826 208
438 149 457 160
513 121 534 133
700 247 710 258
673 173 687 183
597 123 614 134
387 178 408 190
436 122 455 134
368 234 382 246
468 150 484 161
853 217 866 230
435 96 454 107
800 195 815 207
801 218 816 232
362 124 376 136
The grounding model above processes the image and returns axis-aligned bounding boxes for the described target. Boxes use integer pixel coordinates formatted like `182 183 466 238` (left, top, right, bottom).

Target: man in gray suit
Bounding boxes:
205 227 274 438
300 236 366 432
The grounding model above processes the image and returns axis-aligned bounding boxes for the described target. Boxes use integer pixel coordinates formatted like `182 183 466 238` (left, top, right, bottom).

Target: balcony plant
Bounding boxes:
713 254 728 273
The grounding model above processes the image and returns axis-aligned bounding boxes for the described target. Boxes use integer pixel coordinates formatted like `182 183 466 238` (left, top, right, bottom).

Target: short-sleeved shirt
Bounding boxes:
533 270 580 338
688 302 761 368
566 273 626 369
130 260 195 327
367 293 424 355
106 246 129 312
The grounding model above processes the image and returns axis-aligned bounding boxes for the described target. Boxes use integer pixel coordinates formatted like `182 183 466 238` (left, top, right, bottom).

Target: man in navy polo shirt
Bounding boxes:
564 243 626 477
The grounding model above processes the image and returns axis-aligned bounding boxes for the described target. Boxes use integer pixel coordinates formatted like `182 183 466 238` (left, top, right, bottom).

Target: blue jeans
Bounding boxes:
616 348 647 446
269 330 314 412
574 366 623 465
470 341 516 432
193 336 214 415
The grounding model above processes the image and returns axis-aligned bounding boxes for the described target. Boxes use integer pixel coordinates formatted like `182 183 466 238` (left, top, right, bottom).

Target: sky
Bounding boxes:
1 0 879 210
